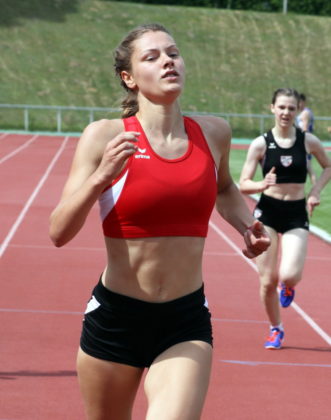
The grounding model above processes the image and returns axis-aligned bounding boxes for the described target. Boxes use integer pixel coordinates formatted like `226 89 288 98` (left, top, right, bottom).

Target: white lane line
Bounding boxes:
8 243 105 252
213 317 268 324
209 220 331 346
220 360 331 368
310 224 331 244
0 134 38 165
0 309 268 325
0 137 69 258
5 243 330 261
0 308 82 315
209 221 257 270
290 301 331 345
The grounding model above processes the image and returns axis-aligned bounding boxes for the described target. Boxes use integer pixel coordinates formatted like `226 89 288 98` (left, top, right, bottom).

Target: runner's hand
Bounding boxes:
262 166 276 190
243 220 271 258
307 194 320 217
95 131 139 185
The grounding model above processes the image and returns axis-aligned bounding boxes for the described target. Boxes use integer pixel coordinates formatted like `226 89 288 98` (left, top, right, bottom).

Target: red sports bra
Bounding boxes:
98 116 217 238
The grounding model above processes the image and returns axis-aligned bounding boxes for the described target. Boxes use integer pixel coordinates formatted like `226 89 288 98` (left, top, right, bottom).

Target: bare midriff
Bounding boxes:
263 183 306 201
102 235 205 302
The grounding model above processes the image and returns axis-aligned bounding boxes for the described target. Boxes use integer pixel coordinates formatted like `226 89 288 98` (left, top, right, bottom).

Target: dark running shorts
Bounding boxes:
80 279 213 368
253 194 309 234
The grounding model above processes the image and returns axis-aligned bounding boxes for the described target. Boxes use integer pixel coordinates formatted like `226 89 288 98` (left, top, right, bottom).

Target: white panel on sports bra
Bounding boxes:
99 170 129 221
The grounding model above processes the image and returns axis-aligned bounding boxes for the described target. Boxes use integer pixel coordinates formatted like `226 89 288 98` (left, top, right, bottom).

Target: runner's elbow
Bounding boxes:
49 215 70 247
49 228 67 247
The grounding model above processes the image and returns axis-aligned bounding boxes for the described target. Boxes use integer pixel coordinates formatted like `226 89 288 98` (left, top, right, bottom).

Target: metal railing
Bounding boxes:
1 103 331 136
0 104 121 133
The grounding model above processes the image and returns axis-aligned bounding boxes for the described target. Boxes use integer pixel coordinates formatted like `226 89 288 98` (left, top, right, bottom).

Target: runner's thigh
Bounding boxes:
144 341 212 420
279 228 309 280
77 348 143 420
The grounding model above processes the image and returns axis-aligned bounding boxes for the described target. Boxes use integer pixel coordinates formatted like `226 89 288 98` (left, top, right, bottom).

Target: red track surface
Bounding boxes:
1 133 330 420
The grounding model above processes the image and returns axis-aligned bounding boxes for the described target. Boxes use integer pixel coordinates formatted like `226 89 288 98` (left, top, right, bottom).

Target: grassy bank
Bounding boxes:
1 0 331 138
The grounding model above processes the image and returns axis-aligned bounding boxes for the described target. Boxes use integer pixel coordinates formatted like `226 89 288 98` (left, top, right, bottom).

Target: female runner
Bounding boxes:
50 23 270 419
239 88 331 349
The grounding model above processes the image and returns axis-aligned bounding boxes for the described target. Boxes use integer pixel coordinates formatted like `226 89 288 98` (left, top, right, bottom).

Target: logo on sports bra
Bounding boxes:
280 156 293 167
135 147 151 159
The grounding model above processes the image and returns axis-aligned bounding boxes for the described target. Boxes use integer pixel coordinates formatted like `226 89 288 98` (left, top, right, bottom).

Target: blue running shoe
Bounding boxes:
280 283 295 307
264 328 284 349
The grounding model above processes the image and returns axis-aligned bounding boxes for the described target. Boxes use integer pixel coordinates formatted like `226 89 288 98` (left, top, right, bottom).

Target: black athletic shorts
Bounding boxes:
253 194 309 234
80 279 213 368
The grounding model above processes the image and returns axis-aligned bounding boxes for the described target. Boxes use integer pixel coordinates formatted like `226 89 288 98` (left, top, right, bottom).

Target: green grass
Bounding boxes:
1 1 331 139
230 148 331 235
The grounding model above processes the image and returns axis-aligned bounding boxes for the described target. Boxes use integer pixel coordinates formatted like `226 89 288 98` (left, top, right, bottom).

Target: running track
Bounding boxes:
0 133 330 420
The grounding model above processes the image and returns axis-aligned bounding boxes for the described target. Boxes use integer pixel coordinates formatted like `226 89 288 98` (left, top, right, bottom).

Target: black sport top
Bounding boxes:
261 128 307 183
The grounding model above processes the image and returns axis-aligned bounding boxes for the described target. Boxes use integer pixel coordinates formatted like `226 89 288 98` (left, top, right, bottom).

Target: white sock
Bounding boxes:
270 323 284 331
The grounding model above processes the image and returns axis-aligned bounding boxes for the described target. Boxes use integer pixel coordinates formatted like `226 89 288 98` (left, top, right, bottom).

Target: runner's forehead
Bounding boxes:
133 31 177 54
275 95 298 107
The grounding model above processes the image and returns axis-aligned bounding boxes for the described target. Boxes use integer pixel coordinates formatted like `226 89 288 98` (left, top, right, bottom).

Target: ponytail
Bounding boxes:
121 90 139 118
